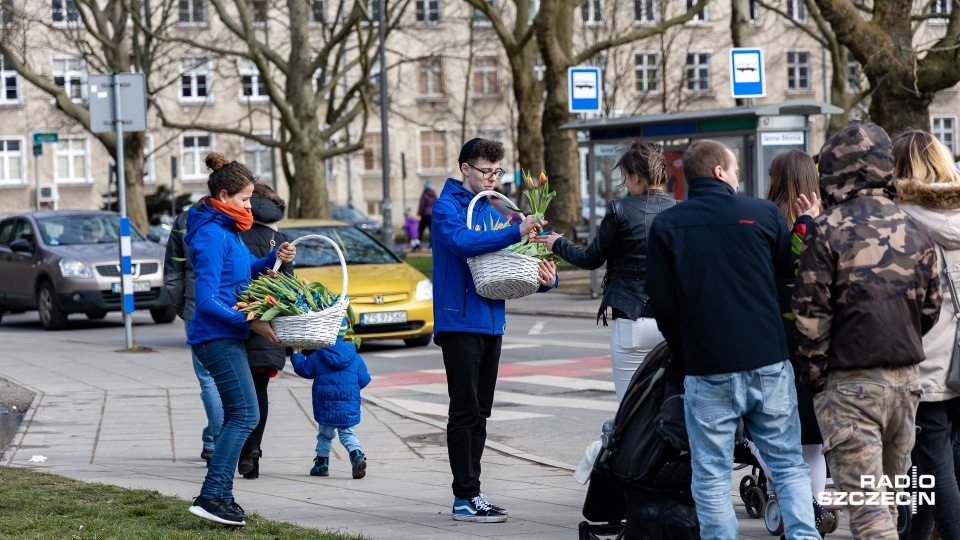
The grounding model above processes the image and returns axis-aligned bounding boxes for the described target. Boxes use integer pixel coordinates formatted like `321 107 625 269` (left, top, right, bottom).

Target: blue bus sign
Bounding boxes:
730 48 765 99
568 67 602 113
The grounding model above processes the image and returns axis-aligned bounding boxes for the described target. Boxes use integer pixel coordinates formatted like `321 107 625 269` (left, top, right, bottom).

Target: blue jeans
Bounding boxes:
685 361 818 540
192 338 259 502
316 425 361 456
186 320 223 451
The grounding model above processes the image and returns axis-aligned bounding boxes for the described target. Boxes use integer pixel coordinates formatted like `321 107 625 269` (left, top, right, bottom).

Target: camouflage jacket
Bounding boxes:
792 124 942 391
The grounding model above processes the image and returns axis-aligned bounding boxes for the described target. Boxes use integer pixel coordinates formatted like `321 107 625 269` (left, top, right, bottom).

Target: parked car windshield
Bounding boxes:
281 226 400 267
332 206 370 223
36 215 147 246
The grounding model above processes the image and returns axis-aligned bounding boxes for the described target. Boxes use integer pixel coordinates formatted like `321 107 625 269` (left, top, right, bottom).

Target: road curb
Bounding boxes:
362 394 577 472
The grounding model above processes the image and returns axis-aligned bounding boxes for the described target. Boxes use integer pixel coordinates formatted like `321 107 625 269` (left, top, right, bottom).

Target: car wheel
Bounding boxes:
37 282 68 330
150 305 176 324
403 334 433 347
86 312 107 320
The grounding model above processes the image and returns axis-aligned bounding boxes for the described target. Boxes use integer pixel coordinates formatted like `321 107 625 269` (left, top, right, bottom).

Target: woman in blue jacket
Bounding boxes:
185 152 295 527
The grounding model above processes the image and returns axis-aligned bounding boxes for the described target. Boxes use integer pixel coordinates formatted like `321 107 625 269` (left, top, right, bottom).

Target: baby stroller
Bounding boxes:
579 341 699 540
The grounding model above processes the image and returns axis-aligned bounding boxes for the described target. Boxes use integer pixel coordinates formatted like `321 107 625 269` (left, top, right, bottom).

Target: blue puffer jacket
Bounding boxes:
431 179 557 338
184 201 278 345
291 340 372 428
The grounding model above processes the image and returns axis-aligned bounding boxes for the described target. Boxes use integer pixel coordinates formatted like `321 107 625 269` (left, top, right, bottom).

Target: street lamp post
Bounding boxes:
377 0 394 250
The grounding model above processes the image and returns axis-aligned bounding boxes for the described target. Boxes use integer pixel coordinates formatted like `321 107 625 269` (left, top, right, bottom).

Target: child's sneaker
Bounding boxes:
452 495 508 523
349 449 367 479
310 456 329 477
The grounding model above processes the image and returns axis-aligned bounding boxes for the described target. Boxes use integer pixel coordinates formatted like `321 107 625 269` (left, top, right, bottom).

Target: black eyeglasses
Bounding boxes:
466 162 506 180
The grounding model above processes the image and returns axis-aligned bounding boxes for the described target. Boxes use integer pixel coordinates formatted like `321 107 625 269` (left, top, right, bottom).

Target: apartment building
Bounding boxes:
0 0 956 222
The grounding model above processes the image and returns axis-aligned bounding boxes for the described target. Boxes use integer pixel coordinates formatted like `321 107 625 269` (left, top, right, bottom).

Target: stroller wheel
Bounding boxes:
744 486 767 519
578 521 591 540
740 474 759 500
764 496 784 536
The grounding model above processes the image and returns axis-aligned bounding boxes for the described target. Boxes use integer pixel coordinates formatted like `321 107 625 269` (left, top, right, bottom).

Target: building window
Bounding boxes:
634 0 655 22
364 0 381 24
582 0 603 24
472 0 494 26
54 137 87 183
51 0 79 24
750 0 759 21
180 57 211 102
416 0 440 23
239 61 267 101
181 134 212 180
0 55 19 103
933 117 956 154
685 52 709 91
846 51 860 92
786 0 807 22
178 0 206 23
418 57 444 97
473 57 499 96
143 135 155 183
309 0 325 23
0 139 23 185
244 136 272 179
687 0 707 22
787 50 810 90
364 132 381 171
2 0 14 25
249 0 266 24
52 57 84 102
420 131 446 170
931 0 951 21
634 52 659 93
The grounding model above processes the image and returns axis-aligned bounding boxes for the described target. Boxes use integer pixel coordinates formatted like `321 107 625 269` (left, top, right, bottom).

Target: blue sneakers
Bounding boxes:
452 495 508 523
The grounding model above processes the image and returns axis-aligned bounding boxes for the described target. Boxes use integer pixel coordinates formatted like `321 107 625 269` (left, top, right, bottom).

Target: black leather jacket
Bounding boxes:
552 190 676 324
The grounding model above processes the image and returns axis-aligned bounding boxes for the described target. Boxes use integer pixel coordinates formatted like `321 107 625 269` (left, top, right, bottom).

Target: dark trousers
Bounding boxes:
436 332 501 500
418 215 431 246
909 397 960 540
240 371 271 465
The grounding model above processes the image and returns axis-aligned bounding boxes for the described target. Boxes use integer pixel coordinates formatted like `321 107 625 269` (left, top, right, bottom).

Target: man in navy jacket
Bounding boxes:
432 138 557 523
645 140 820 539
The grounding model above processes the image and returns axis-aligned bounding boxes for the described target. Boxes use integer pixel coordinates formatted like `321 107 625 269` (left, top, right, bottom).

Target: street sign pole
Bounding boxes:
112 72 134 350
34 147 40 212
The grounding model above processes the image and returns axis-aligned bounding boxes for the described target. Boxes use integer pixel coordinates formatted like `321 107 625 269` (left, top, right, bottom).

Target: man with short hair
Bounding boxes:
432 138 557 523
645 140 820 539
794 124 942 539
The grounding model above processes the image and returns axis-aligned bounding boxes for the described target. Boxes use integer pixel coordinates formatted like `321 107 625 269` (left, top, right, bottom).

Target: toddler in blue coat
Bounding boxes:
291 318 371 479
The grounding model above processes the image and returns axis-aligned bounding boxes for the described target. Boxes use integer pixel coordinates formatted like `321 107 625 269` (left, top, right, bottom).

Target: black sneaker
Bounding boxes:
477 493 508 515
238 449 260 475
349 450 366 479
200 448 213 467
227 500 245 519
189 496 245 526
310 456 329 477
452 495 508 523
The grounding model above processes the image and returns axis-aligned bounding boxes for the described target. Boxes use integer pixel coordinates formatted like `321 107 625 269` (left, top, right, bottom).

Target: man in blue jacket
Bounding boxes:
433 138 557 523
645 140 820 540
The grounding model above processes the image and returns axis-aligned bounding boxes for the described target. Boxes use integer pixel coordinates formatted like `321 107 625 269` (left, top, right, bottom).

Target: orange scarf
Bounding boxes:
207 198 253 232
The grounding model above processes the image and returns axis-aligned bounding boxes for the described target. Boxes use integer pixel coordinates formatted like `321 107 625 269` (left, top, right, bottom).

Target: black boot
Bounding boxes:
243 449 260 479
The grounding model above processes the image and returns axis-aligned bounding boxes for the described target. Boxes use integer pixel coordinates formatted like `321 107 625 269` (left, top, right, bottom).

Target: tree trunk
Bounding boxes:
867 87 934 138
292 132 332 219
122 132 149 233
510 46 544 182
826 46 852 138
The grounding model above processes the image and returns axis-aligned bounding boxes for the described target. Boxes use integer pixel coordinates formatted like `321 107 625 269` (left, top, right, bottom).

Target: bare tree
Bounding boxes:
810 0 960 135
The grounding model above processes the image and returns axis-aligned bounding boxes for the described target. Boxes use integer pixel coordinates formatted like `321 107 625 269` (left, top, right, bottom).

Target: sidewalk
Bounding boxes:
0 331 584 539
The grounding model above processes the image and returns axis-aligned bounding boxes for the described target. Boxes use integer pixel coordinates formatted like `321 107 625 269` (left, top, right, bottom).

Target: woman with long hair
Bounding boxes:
534 140 676 400
185 152 295 526
893 130 960 540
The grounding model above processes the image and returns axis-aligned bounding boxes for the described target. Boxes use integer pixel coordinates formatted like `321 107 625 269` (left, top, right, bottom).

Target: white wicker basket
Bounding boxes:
466 190 542 300
268 235 349 350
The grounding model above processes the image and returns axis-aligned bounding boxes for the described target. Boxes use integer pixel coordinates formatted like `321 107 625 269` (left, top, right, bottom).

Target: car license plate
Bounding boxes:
111 281 150 293
360 311 407 325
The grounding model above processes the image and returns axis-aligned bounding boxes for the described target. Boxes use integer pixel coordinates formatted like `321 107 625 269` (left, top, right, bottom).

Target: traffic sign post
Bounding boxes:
88 72 148 350
730 48 766 99
31 131 58 211
568 67 602 114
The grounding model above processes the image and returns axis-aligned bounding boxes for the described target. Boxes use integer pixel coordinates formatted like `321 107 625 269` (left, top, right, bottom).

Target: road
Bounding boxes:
0 310 615 467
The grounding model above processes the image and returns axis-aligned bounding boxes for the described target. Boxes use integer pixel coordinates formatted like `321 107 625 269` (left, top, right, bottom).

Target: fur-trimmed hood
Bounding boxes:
897 180 960 250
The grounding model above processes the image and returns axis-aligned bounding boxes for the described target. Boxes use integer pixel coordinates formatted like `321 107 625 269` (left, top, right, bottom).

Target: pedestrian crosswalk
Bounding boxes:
365 355 618 422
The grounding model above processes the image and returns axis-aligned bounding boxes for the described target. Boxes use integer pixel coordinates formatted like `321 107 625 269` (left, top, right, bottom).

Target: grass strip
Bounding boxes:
0 467 366 539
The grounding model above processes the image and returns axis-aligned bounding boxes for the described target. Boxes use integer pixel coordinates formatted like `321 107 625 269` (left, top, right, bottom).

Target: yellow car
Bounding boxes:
279 219 434 347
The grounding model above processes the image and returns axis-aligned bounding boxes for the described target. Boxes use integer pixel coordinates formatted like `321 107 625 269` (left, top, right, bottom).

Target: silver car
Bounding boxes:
0 210 174 329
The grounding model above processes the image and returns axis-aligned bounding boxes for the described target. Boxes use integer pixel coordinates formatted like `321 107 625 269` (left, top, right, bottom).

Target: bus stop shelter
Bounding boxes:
560 99 842 296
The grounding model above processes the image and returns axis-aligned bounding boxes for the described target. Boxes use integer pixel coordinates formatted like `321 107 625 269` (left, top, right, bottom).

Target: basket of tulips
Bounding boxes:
234 235 349 349
465 171 556 300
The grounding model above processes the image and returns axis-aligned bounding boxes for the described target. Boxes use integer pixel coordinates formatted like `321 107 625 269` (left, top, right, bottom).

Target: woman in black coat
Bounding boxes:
534 141 675 401
237 183 292 479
